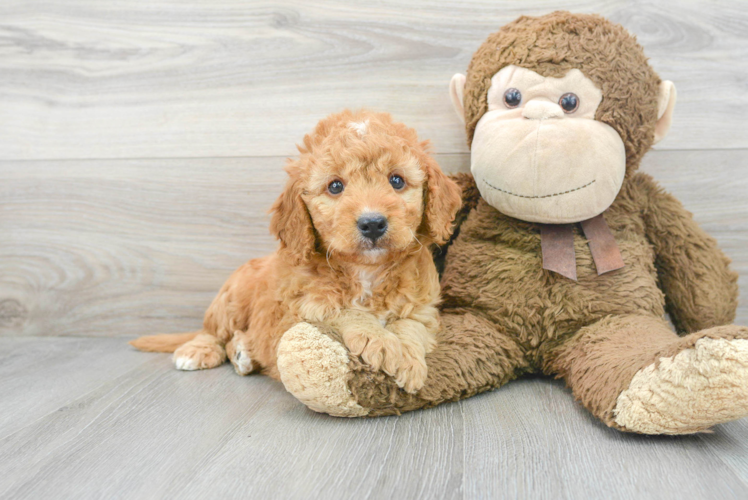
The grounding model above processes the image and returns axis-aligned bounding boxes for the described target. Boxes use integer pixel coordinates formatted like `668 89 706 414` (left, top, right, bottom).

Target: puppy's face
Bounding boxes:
304 132 426 263
270 112 462 266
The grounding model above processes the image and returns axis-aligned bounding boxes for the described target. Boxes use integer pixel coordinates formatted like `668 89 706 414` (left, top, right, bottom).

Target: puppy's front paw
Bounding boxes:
343 329 403 376
395 344 428 393
232 348 254 376
173 334 226 371
227 335 255 376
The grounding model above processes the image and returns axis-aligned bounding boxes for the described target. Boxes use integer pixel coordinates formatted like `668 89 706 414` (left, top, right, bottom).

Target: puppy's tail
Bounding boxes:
129 331 202 353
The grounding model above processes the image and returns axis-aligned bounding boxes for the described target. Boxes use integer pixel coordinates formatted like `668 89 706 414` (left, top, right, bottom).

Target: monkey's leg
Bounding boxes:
544 315 748 434
276 312 528 417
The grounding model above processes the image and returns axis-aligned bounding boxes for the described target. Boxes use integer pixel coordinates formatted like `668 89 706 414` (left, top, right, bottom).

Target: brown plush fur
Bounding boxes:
131 110 461 391
544 316 748 427
306 13 747 430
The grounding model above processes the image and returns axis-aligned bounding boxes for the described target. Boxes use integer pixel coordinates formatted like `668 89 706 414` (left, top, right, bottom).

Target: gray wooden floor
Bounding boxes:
3 338 748 499
2 1 748 498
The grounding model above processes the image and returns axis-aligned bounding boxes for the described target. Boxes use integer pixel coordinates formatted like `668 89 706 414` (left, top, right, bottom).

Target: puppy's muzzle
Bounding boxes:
357 213 388 242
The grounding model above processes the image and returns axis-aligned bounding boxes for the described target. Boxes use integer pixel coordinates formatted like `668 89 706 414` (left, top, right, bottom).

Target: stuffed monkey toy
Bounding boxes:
275 11 748 434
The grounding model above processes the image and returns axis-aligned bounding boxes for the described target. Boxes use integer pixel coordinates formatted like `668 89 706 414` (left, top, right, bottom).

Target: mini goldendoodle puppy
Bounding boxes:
130 110 461 393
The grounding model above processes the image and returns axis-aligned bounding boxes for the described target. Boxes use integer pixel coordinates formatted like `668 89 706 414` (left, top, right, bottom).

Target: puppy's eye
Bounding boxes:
389 174 405 190
328 180 344 195
503 88 522 108
559 93 579 113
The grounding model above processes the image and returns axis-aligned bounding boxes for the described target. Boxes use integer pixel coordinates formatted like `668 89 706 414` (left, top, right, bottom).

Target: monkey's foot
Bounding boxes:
614 338 748 434
277 323 369 417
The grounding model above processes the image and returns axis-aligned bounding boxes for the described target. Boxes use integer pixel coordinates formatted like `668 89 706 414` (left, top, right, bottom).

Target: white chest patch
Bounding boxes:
353 269 389 325
358 269 376 300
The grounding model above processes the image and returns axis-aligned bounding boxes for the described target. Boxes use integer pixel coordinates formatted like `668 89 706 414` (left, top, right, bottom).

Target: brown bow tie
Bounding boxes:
539 214 624 281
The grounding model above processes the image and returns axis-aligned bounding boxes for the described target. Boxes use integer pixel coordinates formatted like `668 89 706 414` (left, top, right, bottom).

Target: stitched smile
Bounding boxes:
479 178 596 199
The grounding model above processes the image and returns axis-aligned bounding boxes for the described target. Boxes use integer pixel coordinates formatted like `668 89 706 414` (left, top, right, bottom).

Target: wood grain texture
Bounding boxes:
1 3 747 498
462 377 748 499
0 0 746 160
0 337 146 436
1 149 746 338
0 157 284 337
1 337 747 500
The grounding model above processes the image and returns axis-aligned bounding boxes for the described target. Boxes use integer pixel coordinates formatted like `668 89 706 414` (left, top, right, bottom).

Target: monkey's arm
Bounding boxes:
633 172 738 333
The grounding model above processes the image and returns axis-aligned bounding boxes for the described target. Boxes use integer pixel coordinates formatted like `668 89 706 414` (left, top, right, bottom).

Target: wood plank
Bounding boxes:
0 336 148 437
698 419 748 485
174 391 463 500
0 337 462 500
0 0 746 160
0 349 274 499
1 149 746 338
0 157 284 337
462 377 748 499
2 337 747 499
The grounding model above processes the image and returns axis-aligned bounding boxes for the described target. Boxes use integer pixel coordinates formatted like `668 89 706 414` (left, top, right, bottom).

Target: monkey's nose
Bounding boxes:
522 100 564 120
357 213 388 241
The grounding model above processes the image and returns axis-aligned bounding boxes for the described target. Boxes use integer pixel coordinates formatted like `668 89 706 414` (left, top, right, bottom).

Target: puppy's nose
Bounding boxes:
357 213 388 241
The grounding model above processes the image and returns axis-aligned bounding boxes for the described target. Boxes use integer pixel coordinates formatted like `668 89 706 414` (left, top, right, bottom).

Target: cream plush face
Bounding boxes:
460 65 627 224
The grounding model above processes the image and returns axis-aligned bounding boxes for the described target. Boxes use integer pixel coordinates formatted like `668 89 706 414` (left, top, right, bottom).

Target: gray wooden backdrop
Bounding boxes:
2 2 748 499
1 0 746 337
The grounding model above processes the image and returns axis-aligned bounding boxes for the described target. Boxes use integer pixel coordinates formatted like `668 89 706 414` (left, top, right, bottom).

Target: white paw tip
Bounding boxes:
174 355 200 371
234 348 254 375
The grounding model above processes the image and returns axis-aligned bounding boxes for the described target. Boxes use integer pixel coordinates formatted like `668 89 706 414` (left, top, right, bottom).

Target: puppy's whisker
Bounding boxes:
409 228 424 254
326 246 333 270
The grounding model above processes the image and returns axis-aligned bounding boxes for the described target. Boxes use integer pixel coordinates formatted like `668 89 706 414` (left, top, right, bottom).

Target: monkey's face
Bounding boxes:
459 65 627 224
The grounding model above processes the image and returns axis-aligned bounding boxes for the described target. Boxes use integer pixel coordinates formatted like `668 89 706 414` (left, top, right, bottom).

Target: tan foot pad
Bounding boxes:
615 338 748 434
277 323 369 417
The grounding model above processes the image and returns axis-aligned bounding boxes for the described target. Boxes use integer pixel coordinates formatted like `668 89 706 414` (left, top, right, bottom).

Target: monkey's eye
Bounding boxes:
503 88 522 108
389 174 405 190
328 179 344 195
559 93 579 113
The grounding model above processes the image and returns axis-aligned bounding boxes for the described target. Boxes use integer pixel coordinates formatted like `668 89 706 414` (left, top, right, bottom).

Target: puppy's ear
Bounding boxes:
269 163 316 264
422 153 462 245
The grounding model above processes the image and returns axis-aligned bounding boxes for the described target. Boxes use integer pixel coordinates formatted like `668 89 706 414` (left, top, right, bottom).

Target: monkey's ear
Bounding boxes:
450 73 466 124
654 80 677 144
269 167 316 265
